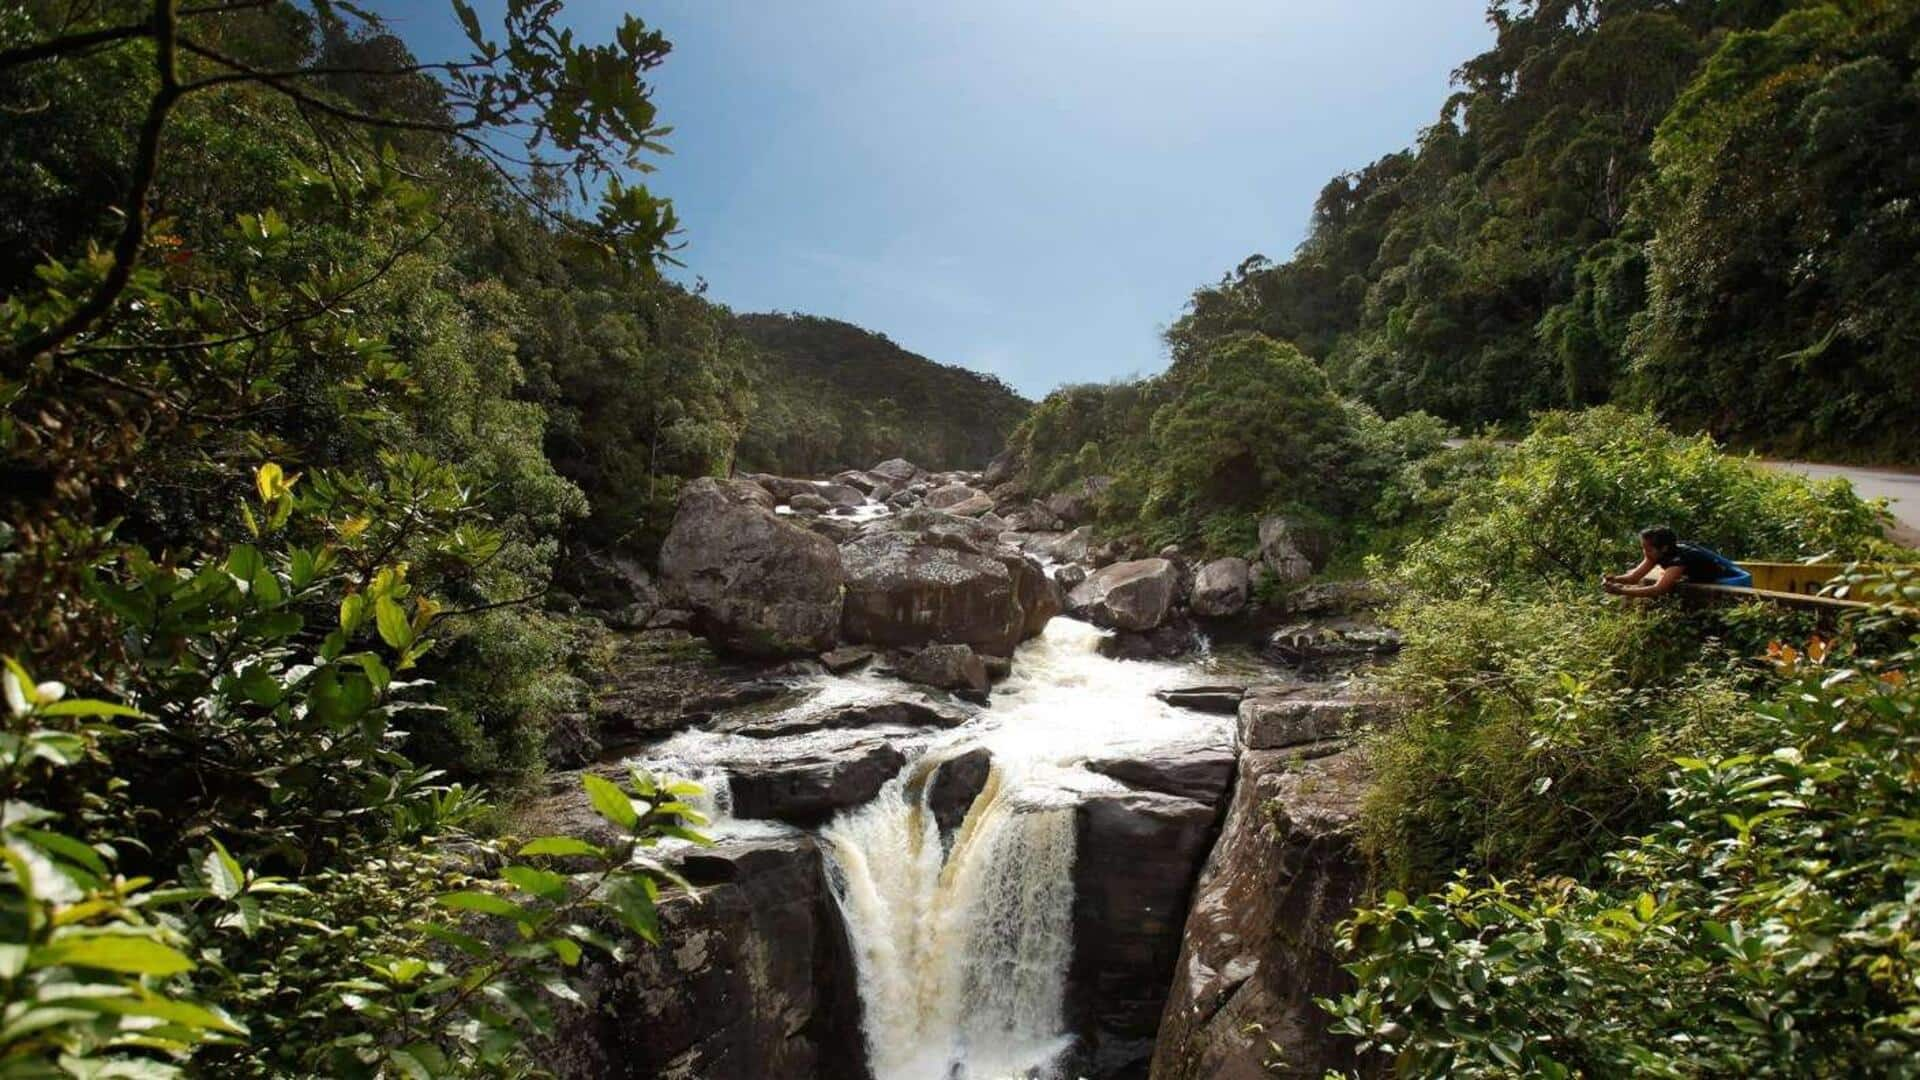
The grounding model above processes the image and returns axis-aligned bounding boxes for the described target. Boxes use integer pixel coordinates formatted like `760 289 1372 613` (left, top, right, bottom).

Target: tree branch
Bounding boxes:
0 0 181 375
0 23 147 72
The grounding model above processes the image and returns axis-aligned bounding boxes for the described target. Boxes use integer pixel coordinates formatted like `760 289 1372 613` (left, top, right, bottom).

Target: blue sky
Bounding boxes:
392 2 1494 399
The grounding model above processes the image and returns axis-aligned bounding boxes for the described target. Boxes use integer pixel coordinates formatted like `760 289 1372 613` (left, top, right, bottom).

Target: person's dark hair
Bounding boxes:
1640 525 1677 552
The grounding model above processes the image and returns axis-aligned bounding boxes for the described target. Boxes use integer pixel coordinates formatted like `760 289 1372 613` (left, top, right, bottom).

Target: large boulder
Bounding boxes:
1190 558 1251 619
839 512 1055 656
833 470 879 494
814 483 866 510
1150 746 1371 1080
742 473 816 502
1237 691 1395 751
1256 515 1324 587
945 494 997 518
1085 737 1235 804
658 478 845 658
925 482 985 510
869 458 922 485
1068 558 1179 632
897 643 990 701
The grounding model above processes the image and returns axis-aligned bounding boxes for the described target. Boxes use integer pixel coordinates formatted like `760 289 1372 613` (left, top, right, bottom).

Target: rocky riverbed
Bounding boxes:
531 457 1400 1079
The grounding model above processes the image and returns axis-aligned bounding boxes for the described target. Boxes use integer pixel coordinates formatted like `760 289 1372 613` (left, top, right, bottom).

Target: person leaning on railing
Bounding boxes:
1603 525 1753 597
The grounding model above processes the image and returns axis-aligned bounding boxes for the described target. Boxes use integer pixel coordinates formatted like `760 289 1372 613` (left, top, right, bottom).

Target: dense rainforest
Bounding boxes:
1159 0 1920 462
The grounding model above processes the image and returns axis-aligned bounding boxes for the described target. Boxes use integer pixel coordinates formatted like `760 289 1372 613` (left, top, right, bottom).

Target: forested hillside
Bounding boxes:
1168 0 1920 462
0 3 1014 1073
734 312 1029 476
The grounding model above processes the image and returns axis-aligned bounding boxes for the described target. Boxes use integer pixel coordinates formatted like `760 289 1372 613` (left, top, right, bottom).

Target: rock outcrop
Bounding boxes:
658 478 845 657
1045 475 1114 525
543 837 868 1080
918 746 992 845
925 482 985 509
1067 558 1178 631
1151 737 1375 1077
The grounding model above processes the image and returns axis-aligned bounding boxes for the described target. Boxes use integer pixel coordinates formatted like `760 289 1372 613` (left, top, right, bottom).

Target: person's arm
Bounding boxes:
1606 564 1685 597
1605 555 1656 585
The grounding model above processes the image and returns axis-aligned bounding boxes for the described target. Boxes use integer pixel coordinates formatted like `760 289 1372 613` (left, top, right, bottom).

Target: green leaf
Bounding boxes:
226 545 264 586
501 865 569 903
388 1042 450 1080
517 836 605 859
583 775 638 831
604 876 659 943
77 991 246 1034
201 841 244 900
375 595 415 650
340 592 369 634
36 698 142 719
437 890 531 923
33 934 195 976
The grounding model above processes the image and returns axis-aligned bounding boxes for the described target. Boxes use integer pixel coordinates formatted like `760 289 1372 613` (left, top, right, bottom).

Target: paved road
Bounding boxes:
1761 460 1920 547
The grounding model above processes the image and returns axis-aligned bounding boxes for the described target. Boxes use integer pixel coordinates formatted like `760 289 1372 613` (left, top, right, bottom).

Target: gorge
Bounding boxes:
531 457 1397 1079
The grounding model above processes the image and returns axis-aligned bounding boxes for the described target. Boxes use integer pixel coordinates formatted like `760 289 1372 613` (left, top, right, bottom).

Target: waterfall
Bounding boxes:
821 619 1220 1080
823 757 1079 1080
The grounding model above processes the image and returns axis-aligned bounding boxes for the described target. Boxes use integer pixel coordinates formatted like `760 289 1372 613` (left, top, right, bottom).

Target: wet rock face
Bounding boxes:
1068 787 1225 1078
921 746 992 845
542 837 868 1080
1068 558 1179 632
657 478 846 658
1151 741 1372 1080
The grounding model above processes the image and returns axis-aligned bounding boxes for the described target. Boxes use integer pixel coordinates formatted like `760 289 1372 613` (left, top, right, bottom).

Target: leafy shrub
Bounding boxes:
1327 609 1920 1077
1360 590 1758 885
1006 332 1450 558
1393 408 1888 602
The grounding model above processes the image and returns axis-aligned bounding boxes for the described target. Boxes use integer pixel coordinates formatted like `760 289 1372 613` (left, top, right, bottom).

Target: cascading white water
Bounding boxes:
821 618 1225 1080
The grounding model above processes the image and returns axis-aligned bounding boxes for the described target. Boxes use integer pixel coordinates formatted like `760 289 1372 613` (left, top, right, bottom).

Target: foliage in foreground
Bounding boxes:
0 465 711 1077
1327 587 1920 1077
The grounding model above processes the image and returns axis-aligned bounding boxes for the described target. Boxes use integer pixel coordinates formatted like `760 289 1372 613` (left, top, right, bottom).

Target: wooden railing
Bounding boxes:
1676 561 1876 618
